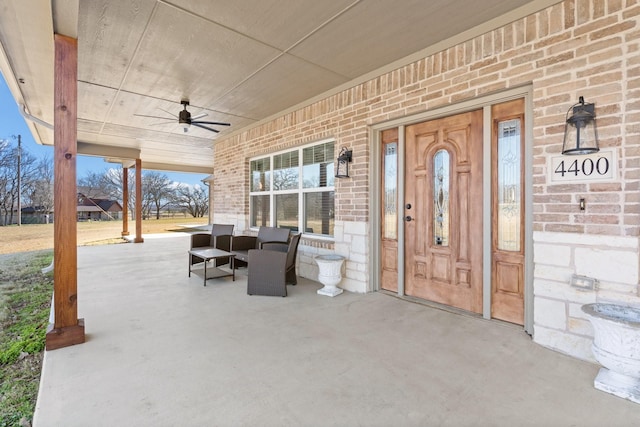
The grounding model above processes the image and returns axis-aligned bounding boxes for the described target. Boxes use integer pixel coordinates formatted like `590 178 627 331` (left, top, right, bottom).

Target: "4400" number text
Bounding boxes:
554 157 610 177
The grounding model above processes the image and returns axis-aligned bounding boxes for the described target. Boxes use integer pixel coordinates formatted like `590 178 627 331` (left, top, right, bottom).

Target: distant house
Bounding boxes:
21 206 53 224
77 194 122 221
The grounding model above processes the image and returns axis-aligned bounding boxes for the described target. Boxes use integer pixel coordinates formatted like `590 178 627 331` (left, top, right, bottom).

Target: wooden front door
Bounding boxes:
404 110 483 313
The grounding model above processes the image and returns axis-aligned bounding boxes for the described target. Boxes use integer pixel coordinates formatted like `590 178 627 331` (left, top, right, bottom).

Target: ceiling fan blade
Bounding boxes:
191 123 220 133
150 120 177 126
133 113 174 121
193 120 231 126
191 112 208 120
157 107 178 118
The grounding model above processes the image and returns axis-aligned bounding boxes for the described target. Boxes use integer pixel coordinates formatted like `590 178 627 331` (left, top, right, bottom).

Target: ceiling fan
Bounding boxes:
135 100 230 133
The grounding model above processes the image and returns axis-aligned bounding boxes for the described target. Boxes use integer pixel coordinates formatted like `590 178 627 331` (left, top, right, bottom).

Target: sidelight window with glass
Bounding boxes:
383 142 398 240
249 140 335 237
496 119 522 251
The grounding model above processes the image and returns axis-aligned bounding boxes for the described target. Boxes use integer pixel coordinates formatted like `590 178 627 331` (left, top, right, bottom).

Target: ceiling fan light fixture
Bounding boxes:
178 106 192 133
178 108 191 123
134 100 230 134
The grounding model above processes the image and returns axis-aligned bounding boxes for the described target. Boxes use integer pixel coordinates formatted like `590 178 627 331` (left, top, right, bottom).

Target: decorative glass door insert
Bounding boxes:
433 149 450 246
497 120 521 251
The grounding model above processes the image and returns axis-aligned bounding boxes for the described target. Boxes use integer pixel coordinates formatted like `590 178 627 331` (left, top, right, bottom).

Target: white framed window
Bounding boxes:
249 139 335 237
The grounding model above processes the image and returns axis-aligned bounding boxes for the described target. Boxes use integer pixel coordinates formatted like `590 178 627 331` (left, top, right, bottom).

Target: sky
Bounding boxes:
0 74 208 187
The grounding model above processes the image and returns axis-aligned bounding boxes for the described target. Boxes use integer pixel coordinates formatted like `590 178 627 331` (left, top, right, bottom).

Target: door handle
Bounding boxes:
406 203 412 210
405 216 413 222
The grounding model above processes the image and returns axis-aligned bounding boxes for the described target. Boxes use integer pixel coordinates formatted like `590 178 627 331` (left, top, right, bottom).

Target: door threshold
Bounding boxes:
377 290 525 333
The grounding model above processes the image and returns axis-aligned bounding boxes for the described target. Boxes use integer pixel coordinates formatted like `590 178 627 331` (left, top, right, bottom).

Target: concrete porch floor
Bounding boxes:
33 234 640 426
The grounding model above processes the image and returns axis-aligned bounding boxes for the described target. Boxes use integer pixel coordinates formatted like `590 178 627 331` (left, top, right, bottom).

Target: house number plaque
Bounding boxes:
548 148 616 184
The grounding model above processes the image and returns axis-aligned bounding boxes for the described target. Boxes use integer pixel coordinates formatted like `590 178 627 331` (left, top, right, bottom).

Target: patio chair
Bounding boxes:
247 233 302 297
230 226 290 269
190 224 234 267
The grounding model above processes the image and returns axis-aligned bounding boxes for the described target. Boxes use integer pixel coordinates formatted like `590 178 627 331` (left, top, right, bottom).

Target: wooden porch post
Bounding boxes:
134 158 144 243
121 167 129 236
46 34 85 350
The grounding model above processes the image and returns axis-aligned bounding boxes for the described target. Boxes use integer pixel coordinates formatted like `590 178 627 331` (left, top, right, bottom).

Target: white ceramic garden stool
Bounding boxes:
315 254 345 297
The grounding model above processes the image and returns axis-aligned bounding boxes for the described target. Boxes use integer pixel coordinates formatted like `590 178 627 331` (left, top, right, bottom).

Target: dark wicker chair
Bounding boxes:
190 224 234 267
230 226 290 269
247 233 302 297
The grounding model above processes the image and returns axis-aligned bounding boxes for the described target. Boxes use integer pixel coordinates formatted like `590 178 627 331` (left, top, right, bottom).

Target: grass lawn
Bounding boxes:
0 217 208 426
0 251 53 427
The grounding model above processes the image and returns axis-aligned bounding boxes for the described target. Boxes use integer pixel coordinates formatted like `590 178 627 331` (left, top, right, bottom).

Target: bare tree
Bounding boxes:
0 140 37 225
273 168 298 191
0 140 11 225
142 171 173 219
174 184 208 218
23 153 54 223
0 139 10 168
79 169 111 198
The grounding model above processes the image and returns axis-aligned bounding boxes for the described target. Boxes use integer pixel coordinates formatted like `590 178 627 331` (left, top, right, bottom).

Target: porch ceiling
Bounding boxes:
0 0 558 173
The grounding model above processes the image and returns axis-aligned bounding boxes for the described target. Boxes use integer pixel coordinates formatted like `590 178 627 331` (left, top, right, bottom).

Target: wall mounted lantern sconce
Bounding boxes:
562 96 599 155
335 147 353 178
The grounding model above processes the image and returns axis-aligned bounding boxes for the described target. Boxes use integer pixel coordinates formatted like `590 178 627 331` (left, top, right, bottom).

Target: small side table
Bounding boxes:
188 248 236 286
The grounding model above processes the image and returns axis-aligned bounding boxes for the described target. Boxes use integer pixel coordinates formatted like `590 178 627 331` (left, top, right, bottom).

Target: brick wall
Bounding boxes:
215 0 640 237
212 0 640 359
